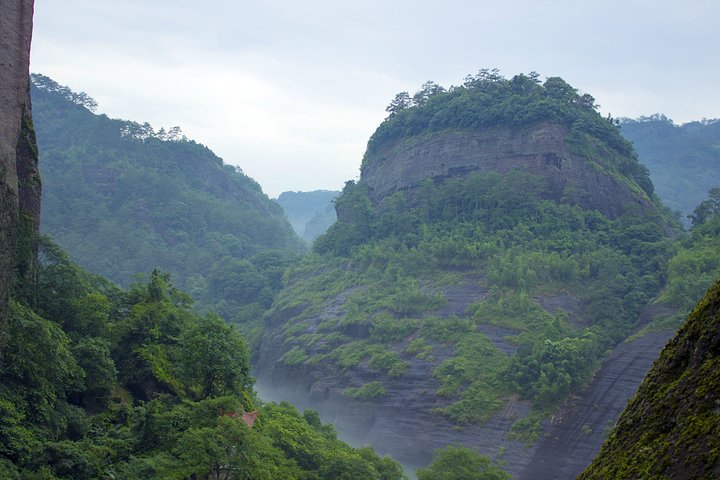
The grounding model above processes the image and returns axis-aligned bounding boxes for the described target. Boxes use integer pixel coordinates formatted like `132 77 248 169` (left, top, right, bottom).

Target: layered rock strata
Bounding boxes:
361 123 652 220
0 0 39 325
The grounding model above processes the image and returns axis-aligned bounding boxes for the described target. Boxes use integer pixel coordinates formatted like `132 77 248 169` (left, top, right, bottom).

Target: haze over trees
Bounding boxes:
8 69 720 479
276 190 339 243
619 115 720 224
31 74 305 345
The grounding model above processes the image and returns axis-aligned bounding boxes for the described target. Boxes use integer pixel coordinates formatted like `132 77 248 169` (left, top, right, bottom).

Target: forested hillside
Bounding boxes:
2 60 404 478
255 71 689 476
31 74 304 341
620 115 720 223
25 70 720 479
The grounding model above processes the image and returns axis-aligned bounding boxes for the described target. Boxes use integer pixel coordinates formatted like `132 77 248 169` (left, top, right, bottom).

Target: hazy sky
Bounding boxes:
30 0 720 197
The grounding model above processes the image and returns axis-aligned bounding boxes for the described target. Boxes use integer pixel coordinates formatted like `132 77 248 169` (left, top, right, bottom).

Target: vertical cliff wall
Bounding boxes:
0 0 39 325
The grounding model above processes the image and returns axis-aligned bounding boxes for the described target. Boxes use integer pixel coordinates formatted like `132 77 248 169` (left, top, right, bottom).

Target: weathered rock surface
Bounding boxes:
361 123 652 220
256 287 676 478
0 0 38 325
518 329 675 480
578 281 720 479
256 276 536 472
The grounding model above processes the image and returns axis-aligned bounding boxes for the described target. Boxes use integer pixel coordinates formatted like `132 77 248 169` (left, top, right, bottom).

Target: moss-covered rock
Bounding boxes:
578 280 720 479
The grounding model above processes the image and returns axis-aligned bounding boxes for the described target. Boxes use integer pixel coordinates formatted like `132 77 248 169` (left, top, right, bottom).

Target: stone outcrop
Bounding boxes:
361 122 653 220
0 0 39 325
518 329 675 479
255 281 675 478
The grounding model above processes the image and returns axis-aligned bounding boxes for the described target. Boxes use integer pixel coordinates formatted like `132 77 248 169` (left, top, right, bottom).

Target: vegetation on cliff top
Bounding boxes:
578 278 720 479
363 69 653 197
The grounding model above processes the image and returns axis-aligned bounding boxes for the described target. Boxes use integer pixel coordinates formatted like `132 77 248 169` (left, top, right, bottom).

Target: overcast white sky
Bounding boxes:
30 0 720 197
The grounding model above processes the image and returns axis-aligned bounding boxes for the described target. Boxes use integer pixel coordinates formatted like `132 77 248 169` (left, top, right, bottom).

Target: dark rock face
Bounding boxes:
578 281 720 479
0 0 38 324
361 123 652 219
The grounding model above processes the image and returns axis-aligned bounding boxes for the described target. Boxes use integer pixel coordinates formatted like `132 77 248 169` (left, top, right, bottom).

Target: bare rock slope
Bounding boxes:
362 123 652 220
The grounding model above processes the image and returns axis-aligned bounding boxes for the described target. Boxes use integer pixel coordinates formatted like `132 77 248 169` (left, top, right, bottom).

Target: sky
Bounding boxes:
30 0 720 197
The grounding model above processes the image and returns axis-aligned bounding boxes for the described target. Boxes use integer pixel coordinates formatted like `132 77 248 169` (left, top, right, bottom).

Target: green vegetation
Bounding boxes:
416 446 510 480
578 279 720 479
643 188 720 331
272 162 674 426
343 381 387 400
25 70 720 476
620 115 720 222
0 237 404 479
31 74 304 348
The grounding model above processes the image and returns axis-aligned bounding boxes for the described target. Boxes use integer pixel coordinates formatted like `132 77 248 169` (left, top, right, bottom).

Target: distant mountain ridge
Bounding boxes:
31 74 304 342
619 115 720 224
276 190 338 243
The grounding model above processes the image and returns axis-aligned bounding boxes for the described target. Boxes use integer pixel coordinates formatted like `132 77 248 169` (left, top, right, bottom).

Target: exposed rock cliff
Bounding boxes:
578 280 720 479
361 122 653 220
256 282 676 478
0 0 39 326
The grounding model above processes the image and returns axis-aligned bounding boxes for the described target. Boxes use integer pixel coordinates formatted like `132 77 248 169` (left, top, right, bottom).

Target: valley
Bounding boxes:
2 9 718 473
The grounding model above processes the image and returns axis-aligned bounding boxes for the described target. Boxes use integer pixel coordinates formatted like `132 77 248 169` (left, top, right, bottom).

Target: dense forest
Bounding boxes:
619 115 720 223
31 74 304 346
0 236 406 478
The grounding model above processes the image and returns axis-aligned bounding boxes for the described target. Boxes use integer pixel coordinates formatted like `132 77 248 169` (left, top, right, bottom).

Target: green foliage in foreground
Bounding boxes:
578 280 720 479
270 170 675 428
416 446 510 480
0 237 404 479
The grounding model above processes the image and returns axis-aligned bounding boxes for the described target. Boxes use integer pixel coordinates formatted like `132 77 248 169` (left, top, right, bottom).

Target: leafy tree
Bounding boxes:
0 301 82 433
416 446 510 480
385 92 412 116
689 187 720 227
173 416 264 480
70 337 117 411
177 314 251 399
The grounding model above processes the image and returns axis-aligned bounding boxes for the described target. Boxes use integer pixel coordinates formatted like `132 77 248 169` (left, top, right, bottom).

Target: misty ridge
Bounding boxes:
2 1 720 479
